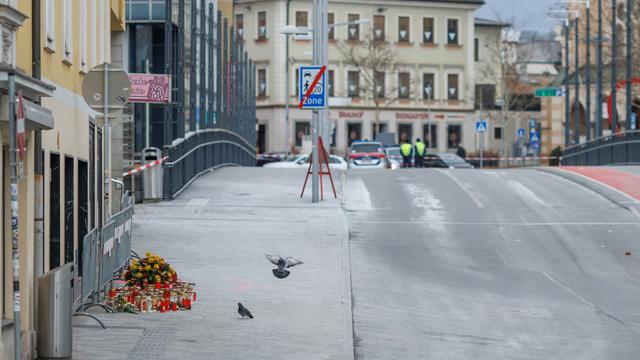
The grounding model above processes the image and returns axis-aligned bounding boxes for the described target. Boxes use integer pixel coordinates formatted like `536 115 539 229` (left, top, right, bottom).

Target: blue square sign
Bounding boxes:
475 120 487 133
517 128 525 138
298 66 327 109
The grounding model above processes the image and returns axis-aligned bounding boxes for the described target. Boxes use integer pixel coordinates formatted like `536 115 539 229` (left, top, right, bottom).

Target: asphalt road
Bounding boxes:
344 168 640 360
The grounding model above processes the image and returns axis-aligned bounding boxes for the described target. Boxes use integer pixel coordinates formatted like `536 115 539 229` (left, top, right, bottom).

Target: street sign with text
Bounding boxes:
298 66 327 109
535 87 565 97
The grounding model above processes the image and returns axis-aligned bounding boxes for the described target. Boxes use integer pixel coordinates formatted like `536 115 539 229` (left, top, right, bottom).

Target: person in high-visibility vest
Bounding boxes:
414 138 426 168
400 141 413 168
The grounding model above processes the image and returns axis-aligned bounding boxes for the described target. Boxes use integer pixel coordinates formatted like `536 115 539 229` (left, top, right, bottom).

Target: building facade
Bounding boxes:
236 0 495 154
0 1 125 358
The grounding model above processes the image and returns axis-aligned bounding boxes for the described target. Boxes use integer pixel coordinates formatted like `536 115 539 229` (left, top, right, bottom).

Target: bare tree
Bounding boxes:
337 32 415 137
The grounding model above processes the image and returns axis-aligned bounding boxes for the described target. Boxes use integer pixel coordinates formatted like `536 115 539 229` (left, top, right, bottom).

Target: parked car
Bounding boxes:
384 146 403 170
424 153 474 169
263 154 347 170
347 141 387 169
256 152 293 166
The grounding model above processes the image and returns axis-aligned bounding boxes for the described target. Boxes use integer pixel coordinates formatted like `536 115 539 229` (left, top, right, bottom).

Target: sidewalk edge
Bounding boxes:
339 171 355 360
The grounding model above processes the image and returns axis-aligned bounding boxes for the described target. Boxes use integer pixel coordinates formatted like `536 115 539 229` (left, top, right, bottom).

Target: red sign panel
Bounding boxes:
128 74 171 103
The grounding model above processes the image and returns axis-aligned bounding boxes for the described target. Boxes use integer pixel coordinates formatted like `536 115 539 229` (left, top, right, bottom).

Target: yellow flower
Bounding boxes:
153 264 159 269
136 272 143 278
145 251 152 257
145 265 151 271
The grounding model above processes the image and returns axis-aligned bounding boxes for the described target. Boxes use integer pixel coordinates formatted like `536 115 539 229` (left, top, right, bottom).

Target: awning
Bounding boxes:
24 100 54 130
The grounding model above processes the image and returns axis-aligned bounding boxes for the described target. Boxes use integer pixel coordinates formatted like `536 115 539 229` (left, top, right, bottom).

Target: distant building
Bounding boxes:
237 0 499 154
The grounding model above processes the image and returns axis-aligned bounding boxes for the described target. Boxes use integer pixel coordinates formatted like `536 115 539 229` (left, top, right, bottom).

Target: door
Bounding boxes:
398 124 412 143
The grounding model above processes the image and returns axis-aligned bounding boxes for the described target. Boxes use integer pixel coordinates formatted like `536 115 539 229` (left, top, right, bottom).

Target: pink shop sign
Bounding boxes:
128 74 171 103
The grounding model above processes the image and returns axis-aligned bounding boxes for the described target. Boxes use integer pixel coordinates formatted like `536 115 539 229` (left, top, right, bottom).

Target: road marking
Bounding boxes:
350 220 640 226
436 169 485 208
508 180 547 207
543 272 595 307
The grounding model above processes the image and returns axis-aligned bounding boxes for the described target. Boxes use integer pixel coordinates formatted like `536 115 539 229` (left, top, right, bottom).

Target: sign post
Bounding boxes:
298 65 327 202
476 120 487 169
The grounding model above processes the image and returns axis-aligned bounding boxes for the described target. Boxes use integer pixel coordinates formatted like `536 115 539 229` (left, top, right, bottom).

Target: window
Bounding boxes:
257 69 267 97
295 11 308 29
447 19 459 45
50 153 61 269
63 0 73 62
398 72 410 99
236 14 244 40
44 0 56 51
494 126 503 140
423 124 438 148
447 125 462 148
474 38 479 61
347 123 362 146
423 73 435 100
347 71 359 97
447 74 459 100
423 17 434 44
257 11 267 40
373 15 385 41
328 70 335 97
328 13 335 40
398 16 410 43
77 161 88 276
348 14 360 41
375 71 385 99
475 84 496 109
398 124 412 143
64 157 74 264
80 0 87 71
373 123 388 138
295 121 310 147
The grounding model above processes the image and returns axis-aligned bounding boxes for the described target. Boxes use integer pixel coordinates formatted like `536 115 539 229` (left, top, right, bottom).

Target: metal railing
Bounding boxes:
74 192 135 328
162 128 256 199
561 130 640 166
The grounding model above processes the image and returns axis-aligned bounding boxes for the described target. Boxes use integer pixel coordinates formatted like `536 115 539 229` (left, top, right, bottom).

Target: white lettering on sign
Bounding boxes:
103 238 114 256
395 112 429 120
339 111 364 119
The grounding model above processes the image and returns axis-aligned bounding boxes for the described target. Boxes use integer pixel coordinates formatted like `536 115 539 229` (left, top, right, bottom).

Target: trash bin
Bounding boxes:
38 263 73 359
142 147 163 201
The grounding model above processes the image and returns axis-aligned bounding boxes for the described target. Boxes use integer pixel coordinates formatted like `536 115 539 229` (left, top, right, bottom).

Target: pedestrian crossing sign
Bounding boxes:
475 120 487 133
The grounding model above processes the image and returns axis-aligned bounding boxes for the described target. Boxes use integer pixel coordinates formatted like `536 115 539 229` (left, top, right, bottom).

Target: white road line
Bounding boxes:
350 220 640 226
508 180 548 207
436 169 485 208
543 272 595 308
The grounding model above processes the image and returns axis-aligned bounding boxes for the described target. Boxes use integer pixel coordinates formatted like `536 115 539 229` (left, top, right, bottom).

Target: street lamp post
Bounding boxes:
596 0 603 138
574 11 580 145
625 0 632 131
611 0 618 134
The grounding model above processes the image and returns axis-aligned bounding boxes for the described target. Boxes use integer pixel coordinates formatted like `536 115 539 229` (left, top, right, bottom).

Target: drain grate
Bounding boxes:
127 327 177 359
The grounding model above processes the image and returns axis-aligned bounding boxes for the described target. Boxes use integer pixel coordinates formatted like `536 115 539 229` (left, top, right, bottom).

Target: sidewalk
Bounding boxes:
72 168 353 360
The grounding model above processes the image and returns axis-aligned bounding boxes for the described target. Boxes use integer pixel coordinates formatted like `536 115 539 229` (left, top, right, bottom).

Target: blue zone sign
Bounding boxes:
298 66 327 109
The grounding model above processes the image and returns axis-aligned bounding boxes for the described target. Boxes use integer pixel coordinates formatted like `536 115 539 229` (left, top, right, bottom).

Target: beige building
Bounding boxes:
0 1 125 358
235 0 507 155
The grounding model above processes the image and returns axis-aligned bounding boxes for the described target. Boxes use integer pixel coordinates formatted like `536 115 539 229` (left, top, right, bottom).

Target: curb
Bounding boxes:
536 167 640 221
339 172 355 360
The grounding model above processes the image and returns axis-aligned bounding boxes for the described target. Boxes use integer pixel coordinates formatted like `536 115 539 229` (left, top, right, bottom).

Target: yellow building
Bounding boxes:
0 1 125 358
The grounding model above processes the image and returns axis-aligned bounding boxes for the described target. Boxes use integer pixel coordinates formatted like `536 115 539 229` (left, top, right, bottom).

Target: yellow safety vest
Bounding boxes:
415 141 426 156
401 143 412 157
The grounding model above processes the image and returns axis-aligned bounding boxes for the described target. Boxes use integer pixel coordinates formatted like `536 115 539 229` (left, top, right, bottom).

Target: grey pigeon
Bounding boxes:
265 254 303 279
237 302 254 319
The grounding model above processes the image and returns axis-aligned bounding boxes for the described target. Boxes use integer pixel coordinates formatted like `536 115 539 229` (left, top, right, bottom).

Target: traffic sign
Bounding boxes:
529 117 536 129
517 128 525 139
535 87 564 97
298 66 327 109
530 130 540 150
475 120 487 133
631 113 637 130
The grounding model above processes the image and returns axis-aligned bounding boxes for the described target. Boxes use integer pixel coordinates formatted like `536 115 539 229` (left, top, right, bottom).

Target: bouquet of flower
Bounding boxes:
124 252 177 287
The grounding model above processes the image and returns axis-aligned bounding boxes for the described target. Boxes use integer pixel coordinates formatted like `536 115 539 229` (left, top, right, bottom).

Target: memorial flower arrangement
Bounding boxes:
124 251 176 287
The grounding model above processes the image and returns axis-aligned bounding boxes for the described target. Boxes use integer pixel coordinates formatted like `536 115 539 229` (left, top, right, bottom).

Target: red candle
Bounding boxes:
193 292 197 302
109 289 116 298
172 303 178 311
155 282 161 290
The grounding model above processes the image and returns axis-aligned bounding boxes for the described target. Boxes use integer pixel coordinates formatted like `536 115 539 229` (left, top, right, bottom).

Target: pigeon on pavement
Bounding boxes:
237 302 254 319
265 254 303 279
